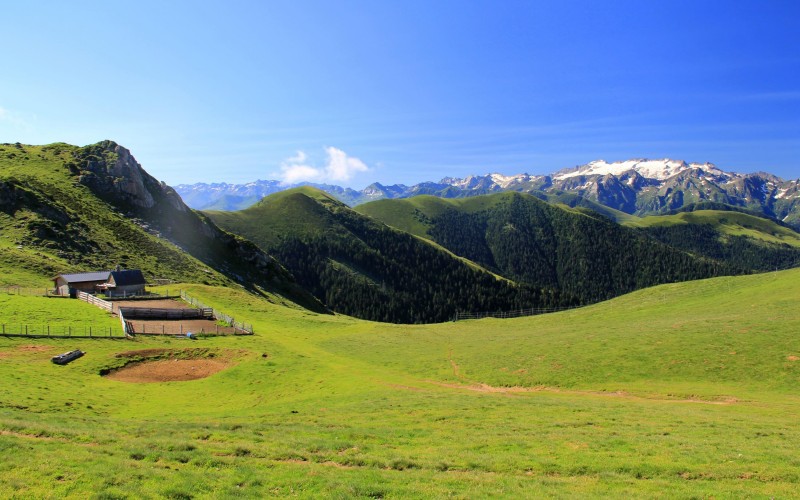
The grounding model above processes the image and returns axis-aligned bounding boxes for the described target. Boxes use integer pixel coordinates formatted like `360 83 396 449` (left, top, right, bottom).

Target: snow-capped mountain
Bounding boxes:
174 159 800 228
552 159 728 182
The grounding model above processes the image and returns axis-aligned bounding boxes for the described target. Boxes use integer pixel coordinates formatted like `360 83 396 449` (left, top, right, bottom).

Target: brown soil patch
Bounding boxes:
0 430 55 441
787 355 800 362
105 359 230 383
18 345 51 352
0 430 98 446
0 345 52 358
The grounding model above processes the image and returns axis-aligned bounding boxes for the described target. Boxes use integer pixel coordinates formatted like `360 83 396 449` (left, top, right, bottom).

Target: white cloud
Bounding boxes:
324 146 369 182
282 164 322 184
279 147 370 185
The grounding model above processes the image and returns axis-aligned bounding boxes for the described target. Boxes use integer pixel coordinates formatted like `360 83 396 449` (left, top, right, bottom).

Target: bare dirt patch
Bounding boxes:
787 355 799 362
103 348 243 382
105 359 230 383
0 344 53 358
18 344 51 352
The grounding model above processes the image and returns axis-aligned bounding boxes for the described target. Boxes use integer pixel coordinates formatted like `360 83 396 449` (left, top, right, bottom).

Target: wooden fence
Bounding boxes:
105 292 181 302
0 324 125 339
180 291 254 334
0 287 54 296
118 307 213 320
453 304 583 321
123 322 245 336
77 291 113 312
119 307 133 336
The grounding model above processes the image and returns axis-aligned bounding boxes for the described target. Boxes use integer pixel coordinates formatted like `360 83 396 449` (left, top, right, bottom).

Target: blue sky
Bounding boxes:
1 1 798 187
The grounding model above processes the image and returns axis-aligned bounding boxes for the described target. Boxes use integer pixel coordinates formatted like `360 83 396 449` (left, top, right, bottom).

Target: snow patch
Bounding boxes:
490 173 527 188
553 159 730 182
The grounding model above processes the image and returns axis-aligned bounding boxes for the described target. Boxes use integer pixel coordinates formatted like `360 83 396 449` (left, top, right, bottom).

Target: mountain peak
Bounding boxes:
553 158 729 182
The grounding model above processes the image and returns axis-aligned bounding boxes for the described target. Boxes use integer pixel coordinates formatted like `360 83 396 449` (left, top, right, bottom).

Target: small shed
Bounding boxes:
103 269 146 297
53 271 111 296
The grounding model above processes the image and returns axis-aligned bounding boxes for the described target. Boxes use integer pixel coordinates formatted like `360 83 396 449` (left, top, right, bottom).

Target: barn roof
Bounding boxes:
110 269 146 286
56 271 111 283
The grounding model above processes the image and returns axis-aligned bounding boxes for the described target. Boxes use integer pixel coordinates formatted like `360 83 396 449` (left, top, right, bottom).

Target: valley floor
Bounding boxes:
1 271 799 498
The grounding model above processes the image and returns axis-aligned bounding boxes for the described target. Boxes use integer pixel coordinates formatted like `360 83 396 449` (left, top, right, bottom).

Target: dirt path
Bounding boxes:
430 381 739 405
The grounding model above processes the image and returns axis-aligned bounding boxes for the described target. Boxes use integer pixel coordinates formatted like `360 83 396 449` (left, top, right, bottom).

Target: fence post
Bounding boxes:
25 325 28 336
90 326 92 337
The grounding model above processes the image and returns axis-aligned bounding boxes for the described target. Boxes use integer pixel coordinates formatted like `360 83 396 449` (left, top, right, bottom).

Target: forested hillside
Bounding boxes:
628 210 800 272
207 188 572 323
357 192 733 304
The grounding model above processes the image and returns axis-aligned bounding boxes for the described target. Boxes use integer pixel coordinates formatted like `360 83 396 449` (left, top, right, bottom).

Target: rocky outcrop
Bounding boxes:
74 140 188 213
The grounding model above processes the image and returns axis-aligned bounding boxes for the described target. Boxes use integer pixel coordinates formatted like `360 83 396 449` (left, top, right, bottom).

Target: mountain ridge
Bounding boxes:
175 158 800 228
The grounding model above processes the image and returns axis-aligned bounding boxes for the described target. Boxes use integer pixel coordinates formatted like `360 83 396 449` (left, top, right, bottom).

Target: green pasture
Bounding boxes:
1 270 800 497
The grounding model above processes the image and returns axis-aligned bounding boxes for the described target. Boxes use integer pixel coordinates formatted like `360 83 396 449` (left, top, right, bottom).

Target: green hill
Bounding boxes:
625 209 800 271
0 141 322 310
357 191 729 303
207 187 571 323
1 268 799 497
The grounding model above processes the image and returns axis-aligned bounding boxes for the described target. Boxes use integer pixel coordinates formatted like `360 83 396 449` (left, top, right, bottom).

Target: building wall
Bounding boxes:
55 279 106 295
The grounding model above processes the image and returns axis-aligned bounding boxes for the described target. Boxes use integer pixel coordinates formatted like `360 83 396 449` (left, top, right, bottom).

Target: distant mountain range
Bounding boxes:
175 159 800 228
3 141 800 324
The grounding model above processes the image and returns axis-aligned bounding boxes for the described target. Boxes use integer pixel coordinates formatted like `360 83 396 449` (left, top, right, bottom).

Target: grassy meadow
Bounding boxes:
1 270 800 497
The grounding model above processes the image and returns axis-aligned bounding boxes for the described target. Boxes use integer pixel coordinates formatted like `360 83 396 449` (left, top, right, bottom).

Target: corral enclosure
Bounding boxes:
113 298 247 336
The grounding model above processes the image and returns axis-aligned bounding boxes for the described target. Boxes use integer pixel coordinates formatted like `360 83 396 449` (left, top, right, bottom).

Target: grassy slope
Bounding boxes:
354 193 559 238
626 209 800 247
1 269 799 497
0 143 231 287
205 186 342 249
